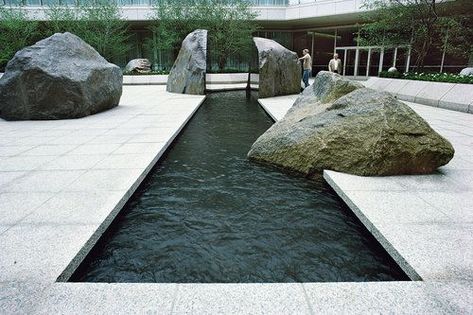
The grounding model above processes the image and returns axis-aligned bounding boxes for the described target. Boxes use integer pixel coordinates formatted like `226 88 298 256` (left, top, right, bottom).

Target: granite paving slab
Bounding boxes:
257 93 473 312
0 86 205 284
321 100 473 281
2 86 473 313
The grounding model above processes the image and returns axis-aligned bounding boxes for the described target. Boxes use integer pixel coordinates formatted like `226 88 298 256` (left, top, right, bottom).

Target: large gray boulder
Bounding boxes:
248 71 454 176
253 37 301 98
0 32 122 121
166 29 207 95
124 58 152 74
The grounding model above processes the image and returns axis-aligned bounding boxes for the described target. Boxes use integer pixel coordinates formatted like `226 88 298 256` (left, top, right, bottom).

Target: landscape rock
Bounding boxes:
166 29 207 95
0 32 122 121
253 37 301 98
290 71 363 116
460 67 473 76
248 72 454 176
124 58 152 74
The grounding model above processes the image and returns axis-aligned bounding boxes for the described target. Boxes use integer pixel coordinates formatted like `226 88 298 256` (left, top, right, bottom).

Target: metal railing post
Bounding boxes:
354 48 359 77
378 47 384 74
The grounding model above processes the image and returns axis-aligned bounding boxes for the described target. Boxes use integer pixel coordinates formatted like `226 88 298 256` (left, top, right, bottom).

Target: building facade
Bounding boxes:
1 0 470 75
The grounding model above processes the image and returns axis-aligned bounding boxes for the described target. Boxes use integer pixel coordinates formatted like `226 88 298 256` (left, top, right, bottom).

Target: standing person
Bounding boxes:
328 53 342 74
299 49 312 88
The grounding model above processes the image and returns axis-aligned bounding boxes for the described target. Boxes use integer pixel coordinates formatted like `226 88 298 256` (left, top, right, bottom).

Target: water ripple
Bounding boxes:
75 91 407 283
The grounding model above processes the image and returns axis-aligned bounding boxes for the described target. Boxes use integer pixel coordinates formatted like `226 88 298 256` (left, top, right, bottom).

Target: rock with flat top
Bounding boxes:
248 71 454 176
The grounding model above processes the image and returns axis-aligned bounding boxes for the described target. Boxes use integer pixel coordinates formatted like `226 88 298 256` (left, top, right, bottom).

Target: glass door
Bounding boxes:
342 49 356 76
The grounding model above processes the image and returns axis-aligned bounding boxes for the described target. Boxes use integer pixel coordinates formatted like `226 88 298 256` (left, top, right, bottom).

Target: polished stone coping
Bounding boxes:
258 94 299 121
122 74 168 85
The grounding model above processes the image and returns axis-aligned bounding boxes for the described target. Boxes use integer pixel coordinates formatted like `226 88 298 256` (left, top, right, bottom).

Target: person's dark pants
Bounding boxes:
303 69 310 88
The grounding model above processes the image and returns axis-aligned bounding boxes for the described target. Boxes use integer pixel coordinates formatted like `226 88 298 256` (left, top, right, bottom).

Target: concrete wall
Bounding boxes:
285 0 363 20
122 74 168 85
364 77 473 114
19 0 362 22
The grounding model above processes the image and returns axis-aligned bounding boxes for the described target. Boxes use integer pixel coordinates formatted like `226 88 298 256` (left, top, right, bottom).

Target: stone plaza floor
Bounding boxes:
0 86 471 313
259 95 473 312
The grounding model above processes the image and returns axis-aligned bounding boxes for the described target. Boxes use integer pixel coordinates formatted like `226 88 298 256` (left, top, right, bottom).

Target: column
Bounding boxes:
354 49 359 77
379 48 384 74
366 48 371 77
343 49 347 76
393 47 398 68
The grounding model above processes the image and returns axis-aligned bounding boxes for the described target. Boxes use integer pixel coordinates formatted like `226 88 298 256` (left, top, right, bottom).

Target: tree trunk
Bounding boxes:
414 34 434 71
153 31 158 70
218 55 226 72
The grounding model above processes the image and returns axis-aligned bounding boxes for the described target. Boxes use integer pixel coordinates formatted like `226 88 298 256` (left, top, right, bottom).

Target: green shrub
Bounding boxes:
379 70 402 78
379 71 473 84
0 7 40 71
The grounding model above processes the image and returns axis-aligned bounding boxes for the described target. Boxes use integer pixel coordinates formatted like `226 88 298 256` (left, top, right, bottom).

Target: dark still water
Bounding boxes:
72 91 407 283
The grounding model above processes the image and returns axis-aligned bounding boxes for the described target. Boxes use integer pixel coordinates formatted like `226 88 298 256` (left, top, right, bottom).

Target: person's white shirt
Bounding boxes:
328 58 342 73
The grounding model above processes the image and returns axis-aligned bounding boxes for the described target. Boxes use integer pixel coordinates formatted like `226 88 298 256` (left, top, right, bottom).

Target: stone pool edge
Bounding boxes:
256 95 420 281
256 94 473 312
55 95 207 282
322 171 422 281
1 90 470 313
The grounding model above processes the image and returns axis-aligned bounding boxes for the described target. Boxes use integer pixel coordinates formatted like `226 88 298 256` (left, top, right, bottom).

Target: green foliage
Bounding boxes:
359 0 414 47
379 70 473 84
378 70 403 78
438 11 473 64
44 0 131 63
199 0 259 71
148 0 259 71
0 6 40 70
360 0 473 69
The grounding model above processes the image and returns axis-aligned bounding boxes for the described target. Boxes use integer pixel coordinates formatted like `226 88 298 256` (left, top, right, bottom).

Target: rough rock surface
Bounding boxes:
124 59 152 74
248 71 454 176
166 29 207 95
290 71 363 115
0 32 122 121
460 67 473 76
253 37 301 98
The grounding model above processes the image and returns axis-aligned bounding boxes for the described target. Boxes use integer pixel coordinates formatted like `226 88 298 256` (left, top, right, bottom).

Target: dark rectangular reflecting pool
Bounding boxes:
70 91 408 283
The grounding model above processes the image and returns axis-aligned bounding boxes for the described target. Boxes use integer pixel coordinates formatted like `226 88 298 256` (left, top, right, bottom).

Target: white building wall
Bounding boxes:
18 0 364 22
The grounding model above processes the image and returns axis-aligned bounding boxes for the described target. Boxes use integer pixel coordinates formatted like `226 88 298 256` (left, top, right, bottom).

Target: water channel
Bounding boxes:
72 91 407 283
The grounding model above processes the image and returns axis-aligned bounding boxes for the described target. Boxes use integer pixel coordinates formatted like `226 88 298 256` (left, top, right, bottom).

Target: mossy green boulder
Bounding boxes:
248 71 454 176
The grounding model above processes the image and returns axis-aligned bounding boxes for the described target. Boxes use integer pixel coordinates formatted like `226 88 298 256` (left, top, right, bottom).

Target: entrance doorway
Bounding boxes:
336 46 411 78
